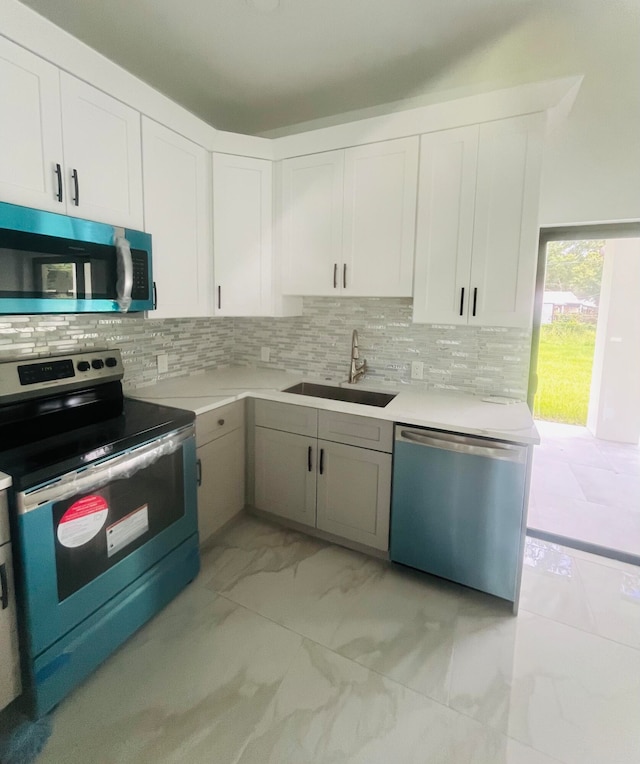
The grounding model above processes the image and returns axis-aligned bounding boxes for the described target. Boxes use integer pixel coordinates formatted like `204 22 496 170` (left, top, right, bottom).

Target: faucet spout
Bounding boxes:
348 329 367 384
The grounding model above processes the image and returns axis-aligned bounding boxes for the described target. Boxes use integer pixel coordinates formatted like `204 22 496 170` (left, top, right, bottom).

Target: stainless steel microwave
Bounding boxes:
0 202 154 314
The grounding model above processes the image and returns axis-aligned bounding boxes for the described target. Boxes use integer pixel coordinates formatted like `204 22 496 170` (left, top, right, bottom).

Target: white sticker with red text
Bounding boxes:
106 504 149 558
57 495 109 548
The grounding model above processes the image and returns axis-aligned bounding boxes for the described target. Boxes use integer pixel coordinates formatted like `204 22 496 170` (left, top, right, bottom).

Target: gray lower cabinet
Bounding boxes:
254 428 317 527
316 440 391 550
1 488 21 711
196 401 245 545
252 400 392 551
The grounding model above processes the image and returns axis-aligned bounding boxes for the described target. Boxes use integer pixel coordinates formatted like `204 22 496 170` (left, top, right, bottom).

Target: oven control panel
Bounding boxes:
0 350 124 403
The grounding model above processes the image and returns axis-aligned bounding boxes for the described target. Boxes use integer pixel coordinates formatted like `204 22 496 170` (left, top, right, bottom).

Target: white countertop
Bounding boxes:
128 367 539 445
0 471 12 490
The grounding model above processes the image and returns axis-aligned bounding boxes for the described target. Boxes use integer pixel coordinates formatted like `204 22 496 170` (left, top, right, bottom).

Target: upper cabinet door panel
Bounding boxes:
142 118 212 318
469 114 544 328
213 153 272 316
60 73 143 229
280 150 344 296
0 37 64 213
413 126 479 324
342 137 418 297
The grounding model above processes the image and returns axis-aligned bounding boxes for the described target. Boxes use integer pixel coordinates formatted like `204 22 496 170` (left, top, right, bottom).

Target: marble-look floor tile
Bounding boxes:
521 538 640 650
327 562 462 704
235 639 553 764
448 608 640 764
530 456 585 501
202 515 383 645
38 585 302 764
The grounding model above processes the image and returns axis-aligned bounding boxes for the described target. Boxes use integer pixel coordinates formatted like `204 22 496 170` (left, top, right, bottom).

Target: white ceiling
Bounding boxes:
15 0 608 134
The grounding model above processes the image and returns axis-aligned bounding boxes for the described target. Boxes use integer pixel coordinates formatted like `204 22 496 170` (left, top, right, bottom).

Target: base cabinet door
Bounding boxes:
316 440 391 550
197 428 245 545
254 427 317 527
0 542 21 711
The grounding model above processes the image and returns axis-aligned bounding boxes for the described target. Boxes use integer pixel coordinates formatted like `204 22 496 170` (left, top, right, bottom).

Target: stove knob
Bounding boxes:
91 359 105 370
77 361 90 372
105 357 118 368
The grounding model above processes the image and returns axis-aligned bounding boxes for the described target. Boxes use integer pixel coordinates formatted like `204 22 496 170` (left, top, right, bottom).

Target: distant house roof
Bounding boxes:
543 291 581 305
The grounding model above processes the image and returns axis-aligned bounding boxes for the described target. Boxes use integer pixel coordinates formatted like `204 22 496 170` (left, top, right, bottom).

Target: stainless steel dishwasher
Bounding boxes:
390 425 529 606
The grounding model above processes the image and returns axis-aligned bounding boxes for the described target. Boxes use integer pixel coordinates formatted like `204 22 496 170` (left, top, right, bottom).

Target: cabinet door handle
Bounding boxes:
196 458 202 487
319 448 325 475
459 287 465 316
55 163 63 202
217 285 222 310
343 264 347 289
71 168 80 206
472 287 478 317
218 419 225 426
333 263 338 289
307 445 312 472
152 281 158 310
0 563 8 610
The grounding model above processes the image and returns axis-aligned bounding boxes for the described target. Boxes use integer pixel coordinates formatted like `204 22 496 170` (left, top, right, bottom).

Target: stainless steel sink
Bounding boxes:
282 382 396 408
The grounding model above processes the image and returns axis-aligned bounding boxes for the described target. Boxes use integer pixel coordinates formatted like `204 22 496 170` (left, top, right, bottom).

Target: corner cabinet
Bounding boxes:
413 114 544 328
196 402 245 545
142 118 212 318
212 153 273 316
0 36 143 228
280 137 419 297
253 400 392 551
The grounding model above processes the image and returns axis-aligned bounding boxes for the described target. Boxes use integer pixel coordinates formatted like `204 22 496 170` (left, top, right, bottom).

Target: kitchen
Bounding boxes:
1 1 639 762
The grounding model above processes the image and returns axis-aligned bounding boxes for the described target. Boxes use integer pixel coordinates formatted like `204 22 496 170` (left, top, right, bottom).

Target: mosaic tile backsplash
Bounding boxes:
0 298 532 398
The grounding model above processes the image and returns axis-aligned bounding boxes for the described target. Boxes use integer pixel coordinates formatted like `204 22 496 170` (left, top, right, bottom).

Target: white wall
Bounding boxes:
587 238 640 443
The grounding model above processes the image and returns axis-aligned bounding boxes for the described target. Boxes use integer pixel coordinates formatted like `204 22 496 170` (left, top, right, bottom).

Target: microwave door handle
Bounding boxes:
115 235 133 312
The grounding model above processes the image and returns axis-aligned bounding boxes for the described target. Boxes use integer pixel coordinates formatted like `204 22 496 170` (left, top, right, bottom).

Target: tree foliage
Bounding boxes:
545 240 604 304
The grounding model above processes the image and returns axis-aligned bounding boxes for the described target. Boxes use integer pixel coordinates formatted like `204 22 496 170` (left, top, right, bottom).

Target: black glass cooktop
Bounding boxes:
0 395 194 491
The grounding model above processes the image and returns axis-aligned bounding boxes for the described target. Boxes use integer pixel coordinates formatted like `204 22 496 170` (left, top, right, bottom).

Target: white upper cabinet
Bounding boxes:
212 153 273 316
0 37 143 228
280 150 344 296
0 37 64 213
280 137 418 297
413 114 544 328
469 115 544 328
342 138 418 296
60 74 143 229
142 118 212 318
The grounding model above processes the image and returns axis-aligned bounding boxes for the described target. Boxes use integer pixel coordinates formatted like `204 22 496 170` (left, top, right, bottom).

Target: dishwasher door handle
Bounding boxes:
397 429 526 463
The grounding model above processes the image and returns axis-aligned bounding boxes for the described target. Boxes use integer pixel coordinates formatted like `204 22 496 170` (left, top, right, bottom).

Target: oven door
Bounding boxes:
14 426 198 660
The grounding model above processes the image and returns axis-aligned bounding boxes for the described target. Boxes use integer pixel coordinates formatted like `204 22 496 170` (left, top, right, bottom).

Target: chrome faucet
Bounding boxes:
348 329 367 384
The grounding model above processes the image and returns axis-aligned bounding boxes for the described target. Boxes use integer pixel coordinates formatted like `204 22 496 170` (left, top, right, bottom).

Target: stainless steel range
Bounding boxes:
0 349 199 718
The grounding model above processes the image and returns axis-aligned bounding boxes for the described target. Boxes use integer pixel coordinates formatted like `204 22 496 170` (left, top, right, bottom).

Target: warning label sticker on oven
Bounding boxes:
57 495 109 548
106 504 149 558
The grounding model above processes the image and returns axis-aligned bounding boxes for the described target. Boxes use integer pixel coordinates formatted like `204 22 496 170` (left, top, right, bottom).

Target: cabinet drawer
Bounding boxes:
196 401 244 448
254 399 318 437
318 410 393 452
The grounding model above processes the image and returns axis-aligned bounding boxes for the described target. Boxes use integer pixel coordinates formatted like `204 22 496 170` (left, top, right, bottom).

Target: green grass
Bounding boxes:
533 319 597 425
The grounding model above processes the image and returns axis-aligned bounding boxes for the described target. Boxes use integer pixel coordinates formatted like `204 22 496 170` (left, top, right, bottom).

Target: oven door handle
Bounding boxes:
18 425 195 514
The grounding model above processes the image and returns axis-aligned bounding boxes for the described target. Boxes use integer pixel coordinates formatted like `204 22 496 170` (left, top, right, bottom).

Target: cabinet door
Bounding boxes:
213 154 272 316
197 427 245 545
342 137 418 297
280 151 344 296
413 126 478 324
60 73 143 228
254 427 317 527
316 440 391 550
0 543 22 711
469 114 544 328
142 117 212 318
0 37 64 213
